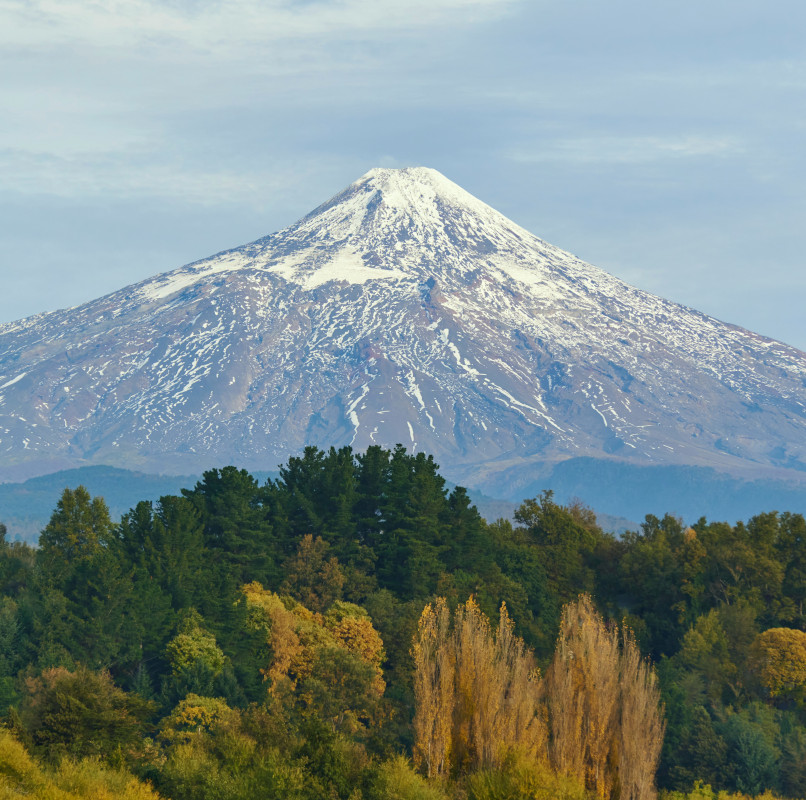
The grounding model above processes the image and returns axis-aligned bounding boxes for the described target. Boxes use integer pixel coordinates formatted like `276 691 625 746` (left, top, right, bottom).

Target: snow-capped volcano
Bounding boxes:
1 167 806 506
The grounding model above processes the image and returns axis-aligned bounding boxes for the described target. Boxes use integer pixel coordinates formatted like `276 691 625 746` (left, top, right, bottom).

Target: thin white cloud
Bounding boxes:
0 147 326 204
507 135 745 166
0 0 515 54
0 0 520 199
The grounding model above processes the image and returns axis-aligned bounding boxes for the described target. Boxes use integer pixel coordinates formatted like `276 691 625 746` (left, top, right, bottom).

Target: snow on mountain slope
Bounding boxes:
1 167 805 497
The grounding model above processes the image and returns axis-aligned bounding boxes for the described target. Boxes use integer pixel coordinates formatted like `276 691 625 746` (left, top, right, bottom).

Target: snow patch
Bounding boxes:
590 403 608 427
346 383 370 444
406 421 416 451
269 247 407 289
140 251 250 301
0 373 26 389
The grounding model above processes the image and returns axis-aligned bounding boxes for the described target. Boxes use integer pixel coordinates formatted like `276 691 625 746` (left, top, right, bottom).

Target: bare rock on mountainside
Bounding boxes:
1 167 805 510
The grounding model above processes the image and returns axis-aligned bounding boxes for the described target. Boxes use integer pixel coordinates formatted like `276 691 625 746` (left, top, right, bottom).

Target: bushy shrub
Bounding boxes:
19 666 155 764
0 727 161 799
365 754 449 800
465 753 589 800
156 697 309 800
659 781 788 800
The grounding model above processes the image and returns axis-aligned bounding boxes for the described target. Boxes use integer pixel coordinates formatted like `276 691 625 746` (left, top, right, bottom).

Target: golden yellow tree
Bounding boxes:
412 597 545 777
750 627 806 705
619 628 665 800
325 601 386 697
412 597 454 778
546 596 664 800
452 597 499 772
0 728 163 800
494 602 547 766
243 582 307 690
546 595 620 799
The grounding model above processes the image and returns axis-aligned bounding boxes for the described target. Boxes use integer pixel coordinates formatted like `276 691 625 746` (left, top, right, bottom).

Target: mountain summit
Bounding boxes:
136 166 599 296
1 167 806 514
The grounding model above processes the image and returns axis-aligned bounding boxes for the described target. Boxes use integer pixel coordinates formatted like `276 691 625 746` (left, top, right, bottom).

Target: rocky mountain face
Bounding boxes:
1 167 805 515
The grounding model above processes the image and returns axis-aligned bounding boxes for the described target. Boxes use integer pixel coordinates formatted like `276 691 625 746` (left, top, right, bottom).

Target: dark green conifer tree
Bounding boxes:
183 466 278 588
34 487 141 674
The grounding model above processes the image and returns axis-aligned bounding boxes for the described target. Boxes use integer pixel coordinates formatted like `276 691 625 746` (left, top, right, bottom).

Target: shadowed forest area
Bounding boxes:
1 445 805 799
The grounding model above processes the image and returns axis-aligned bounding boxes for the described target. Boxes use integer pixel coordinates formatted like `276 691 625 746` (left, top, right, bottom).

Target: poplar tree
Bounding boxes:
412 597 454 778
546 595 665 800
619 627 666 800
412 597 545 778
546 595 620 798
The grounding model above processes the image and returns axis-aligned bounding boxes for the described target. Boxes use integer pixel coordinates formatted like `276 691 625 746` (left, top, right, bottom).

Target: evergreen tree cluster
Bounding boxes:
0 444 805 799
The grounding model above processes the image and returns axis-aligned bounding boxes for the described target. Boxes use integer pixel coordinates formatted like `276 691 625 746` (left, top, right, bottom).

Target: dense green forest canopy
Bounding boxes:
1 444 805 799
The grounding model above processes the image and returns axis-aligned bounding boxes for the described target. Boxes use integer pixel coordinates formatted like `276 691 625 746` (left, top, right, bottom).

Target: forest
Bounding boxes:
1 444 805 800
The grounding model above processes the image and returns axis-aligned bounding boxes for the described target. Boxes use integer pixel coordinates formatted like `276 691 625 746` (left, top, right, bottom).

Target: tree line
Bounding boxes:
1 444 805 799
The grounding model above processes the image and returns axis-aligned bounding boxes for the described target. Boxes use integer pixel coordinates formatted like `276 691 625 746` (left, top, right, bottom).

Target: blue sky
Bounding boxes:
2 0 805 349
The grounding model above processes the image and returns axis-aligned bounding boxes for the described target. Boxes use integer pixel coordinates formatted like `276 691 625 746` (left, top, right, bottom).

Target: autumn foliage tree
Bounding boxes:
619 627 666 800
412 597 454 779
242 582 386 734
749 627 806 707
546 595 620 797
545 595 665 800
414 595 665 796
412 597 546 778
0 727 161 800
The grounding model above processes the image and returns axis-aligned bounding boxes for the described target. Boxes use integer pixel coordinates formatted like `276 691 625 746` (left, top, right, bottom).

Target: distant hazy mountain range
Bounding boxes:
1 167 805 529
